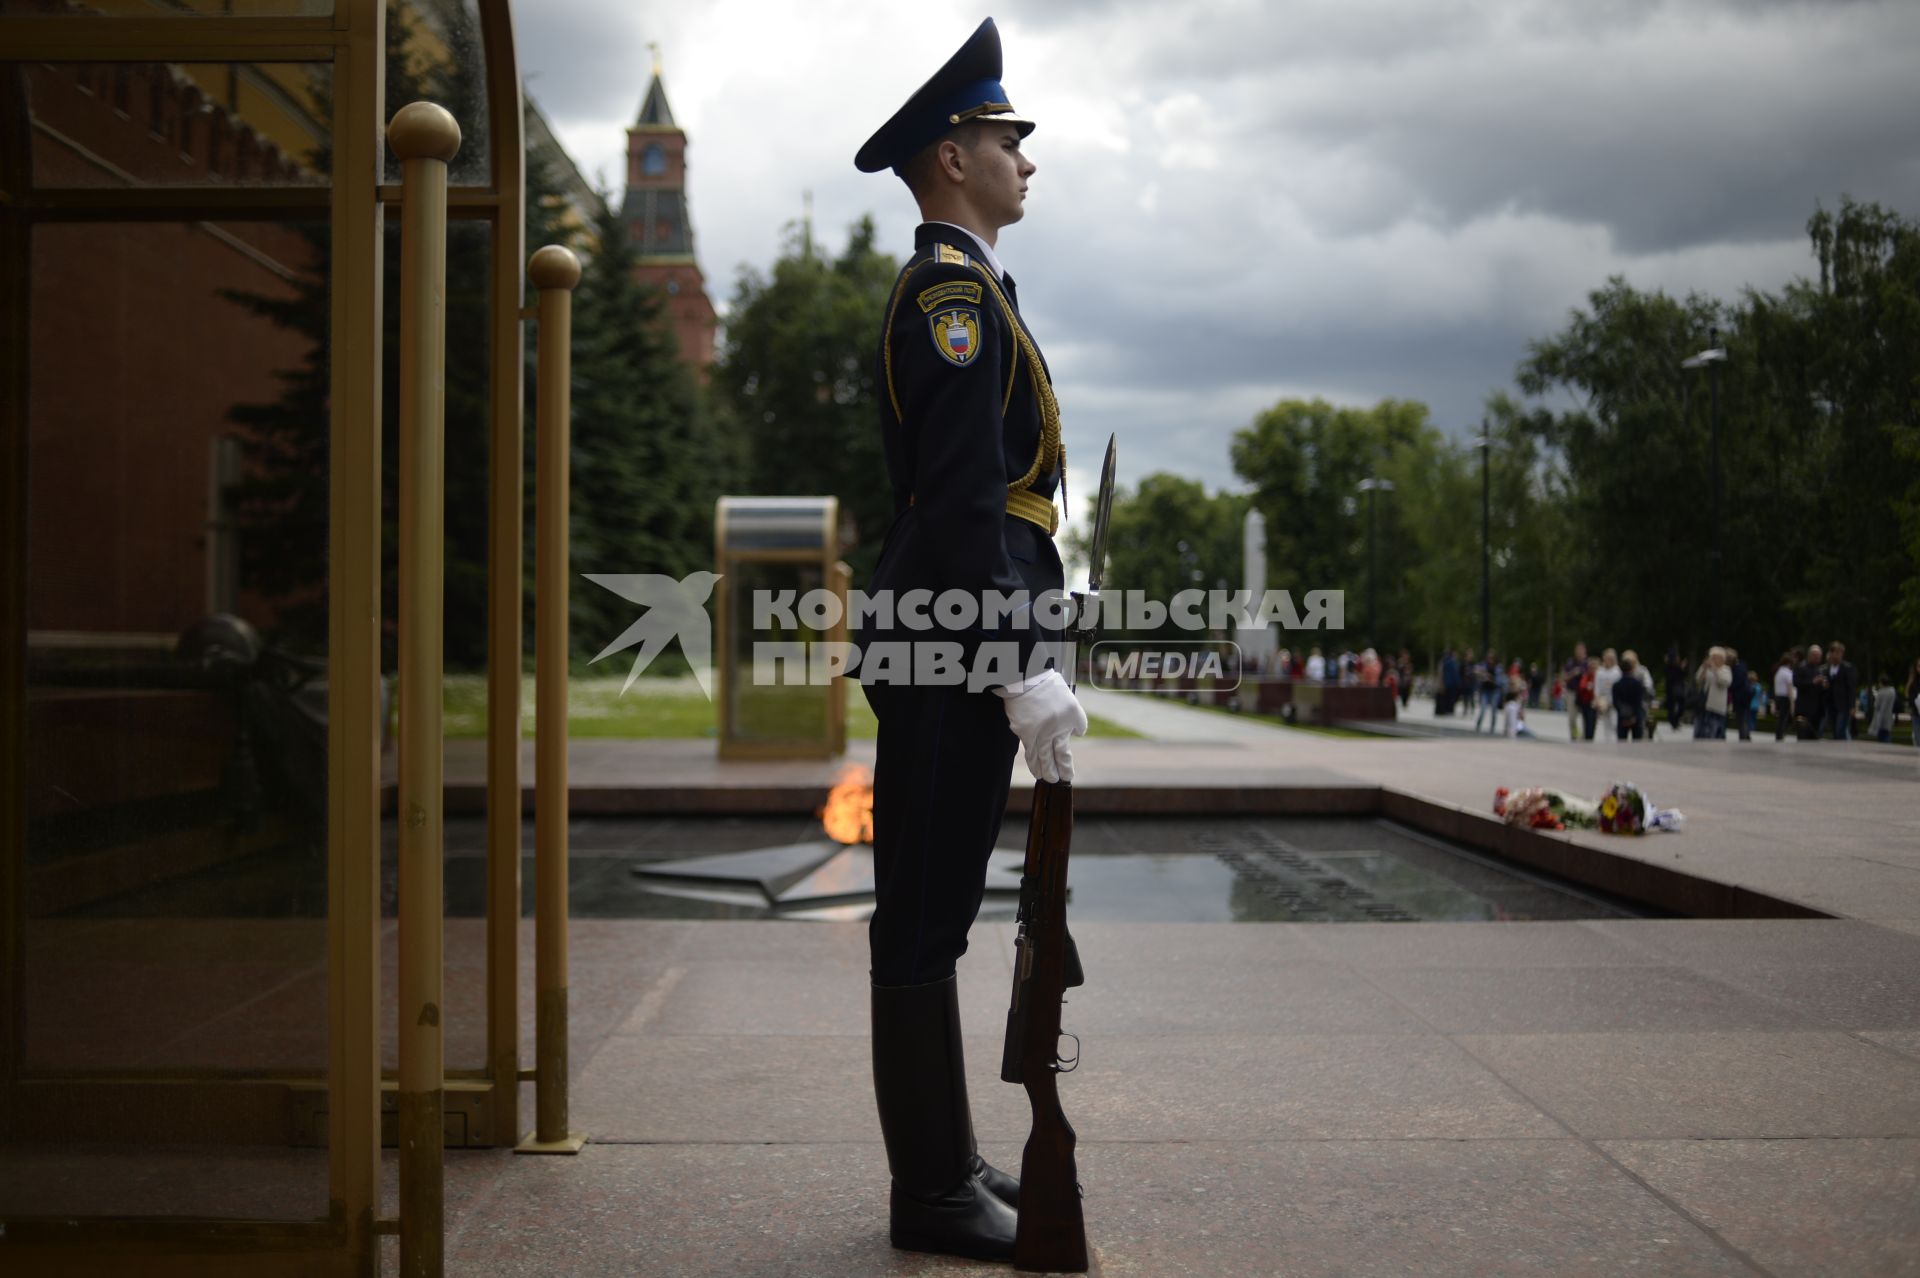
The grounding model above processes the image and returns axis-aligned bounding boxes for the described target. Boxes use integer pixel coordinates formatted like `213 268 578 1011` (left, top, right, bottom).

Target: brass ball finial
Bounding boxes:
387 101 462 164
528 245 583 292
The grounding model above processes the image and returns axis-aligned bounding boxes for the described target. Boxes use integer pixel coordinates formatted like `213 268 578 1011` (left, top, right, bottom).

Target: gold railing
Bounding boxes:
388 99 460 1278
517 244 586 1156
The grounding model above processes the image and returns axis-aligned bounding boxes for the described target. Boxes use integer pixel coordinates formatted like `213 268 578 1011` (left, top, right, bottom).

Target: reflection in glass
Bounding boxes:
24 219 331 1063
13 60 330 187
384 0 490 186
11 218 332 1217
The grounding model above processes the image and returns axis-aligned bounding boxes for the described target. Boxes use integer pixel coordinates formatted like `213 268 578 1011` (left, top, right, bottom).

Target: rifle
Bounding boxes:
1000 434 1116 1274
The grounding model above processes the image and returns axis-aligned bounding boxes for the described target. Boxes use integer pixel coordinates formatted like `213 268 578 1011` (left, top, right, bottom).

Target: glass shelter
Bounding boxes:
0 1 537 1272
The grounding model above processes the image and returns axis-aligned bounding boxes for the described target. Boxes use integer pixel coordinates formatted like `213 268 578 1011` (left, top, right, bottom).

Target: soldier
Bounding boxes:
852 17 1088 1263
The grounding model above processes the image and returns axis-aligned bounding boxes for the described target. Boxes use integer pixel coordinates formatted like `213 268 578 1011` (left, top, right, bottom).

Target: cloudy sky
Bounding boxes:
518 0 1920 508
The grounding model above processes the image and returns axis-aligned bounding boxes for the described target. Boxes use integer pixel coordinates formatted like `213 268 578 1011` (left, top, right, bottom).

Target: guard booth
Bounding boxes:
0 1 561 1274
713 496 850 760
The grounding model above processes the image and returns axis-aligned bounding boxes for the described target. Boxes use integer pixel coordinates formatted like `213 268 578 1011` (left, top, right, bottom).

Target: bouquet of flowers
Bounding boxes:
1494 786 1557 829
1596 782 1686 835
1494 786 1599 831
1597 782 1646 834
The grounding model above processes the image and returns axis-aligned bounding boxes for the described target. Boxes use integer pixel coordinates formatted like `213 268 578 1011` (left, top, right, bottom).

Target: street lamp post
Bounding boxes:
1478 434 1490 657
1682 328 1728 642
1467 432 1491 658
1357 478 1394 644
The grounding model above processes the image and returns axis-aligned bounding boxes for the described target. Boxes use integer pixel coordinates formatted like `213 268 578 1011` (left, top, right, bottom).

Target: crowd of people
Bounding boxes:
1430 640 1920 745
1264 645 1419 709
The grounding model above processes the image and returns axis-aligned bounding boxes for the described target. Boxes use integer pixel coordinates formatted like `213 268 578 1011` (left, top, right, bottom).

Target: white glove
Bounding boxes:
993 668 1089 784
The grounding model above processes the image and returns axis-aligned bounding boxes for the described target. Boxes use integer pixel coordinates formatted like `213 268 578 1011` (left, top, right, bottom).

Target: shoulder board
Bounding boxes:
933 242 971 268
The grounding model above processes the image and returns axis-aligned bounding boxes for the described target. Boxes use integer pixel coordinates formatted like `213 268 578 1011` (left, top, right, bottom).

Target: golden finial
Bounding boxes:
649 41 663 78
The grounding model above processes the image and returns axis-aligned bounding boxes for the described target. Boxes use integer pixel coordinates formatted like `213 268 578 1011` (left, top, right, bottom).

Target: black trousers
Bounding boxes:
864 680 1021 987
1774 694 1791 741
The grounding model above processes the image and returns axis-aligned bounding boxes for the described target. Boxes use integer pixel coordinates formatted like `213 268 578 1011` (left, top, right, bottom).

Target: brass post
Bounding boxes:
388 99 460 1278
482 0 530 1153
516 245 586 1155
327 1 387 1271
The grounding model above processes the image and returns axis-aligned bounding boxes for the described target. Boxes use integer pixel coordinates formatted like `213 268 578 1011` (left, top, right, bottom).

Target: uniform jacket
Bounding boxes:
857 223 1065 674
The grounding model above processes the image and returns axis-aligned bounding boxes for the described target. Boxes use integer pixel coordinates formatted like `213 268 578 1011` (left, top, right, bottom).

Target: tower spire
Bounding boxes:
635 52 677 130
621 44 717 368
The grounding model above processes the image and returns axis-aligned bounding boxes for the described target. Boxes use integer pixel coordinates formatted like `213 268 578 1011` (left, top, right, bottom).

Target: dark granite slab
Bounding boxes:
1455 1030 1920 1139
1365 965 1825 1034
1599 1137 1920 1278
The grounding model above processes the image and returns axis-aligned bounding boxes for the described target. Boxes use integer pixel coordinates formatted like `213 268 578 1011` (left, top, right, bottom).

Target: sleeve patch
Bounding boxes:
928 306 983 367
916 279 984 312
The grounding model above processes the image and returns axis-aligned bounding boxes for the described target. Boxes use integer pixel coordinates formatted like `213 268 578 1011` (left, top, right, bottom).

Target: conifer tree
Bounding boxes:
554 198 734 668
225 2 579 671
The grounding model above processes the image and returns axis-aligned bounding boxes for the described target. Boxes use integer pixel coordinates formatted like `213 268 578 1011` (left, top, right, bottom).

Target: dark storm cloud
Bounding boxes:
1258 7 1920 252
521 0 1920 501
994 0 1920 254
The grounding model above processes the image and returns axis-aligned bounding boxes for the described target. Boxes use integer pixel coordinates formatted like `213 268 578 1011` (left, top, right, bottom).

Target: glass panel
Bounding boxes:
0 1 333 14
727 560 833 746
377 214 493 1073
13 60 330 188
7 216 332 1218
384 0 489 187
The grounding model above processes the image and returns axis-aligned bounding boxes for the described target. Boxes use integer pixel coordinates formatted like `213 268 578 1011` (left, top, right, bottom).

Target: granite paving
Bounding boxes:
405 689 1920 1275
17 688 1919 1273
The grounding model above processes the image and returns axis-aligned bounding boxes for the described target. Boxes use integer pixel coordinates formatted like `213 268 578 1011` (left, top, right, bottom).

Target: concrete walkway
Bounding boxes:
420 690 1920 1276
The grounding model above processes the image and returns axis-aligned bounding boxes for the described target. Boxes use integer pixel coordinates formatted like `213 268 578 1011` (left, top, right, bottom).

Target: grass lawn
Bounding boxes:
437 674 1142 741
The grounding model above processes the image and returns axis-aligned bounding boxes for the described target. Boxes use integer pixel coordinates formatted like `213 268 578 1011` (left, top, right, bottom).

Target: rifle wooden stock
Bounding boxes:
1003 778 1088 1274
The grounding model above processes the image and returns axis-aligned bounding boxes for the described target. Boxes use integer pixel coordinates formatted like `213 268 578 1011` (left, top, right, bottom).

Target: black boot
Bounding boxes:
878 977 1023 1207
872 976 1018 1260
972 1151 1020 1208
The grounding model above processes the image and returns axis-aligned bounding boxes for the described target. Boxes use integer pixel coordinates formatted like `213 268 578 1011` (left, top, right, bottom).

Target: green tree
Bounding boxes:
1229 397 1439 651
552 198 731 667
1514 199 1920 675
222 5 500 666
715 216 898 581
219 207 332 653
222 1 687 673
1516 278 1730 659
1799 199 1920 669
1067 474 1248 638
